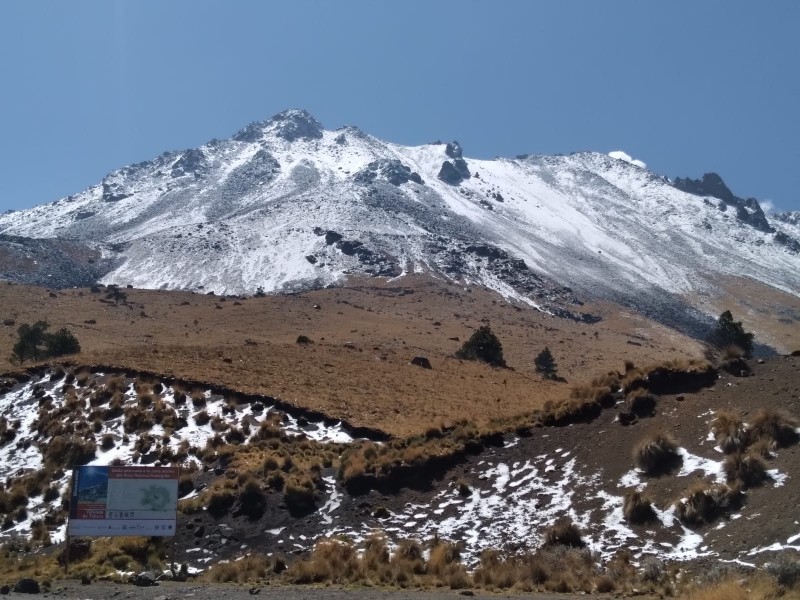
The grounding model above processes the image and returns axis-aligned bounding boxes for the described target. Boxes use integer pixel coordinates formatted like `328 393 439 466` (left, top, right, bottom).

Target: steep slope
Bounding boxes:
1 109 798 336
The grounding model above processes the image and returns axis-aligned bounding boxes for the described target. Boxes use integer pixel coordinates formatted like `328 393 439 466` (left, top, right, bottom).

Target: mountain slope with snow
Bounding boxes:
1 109 798 334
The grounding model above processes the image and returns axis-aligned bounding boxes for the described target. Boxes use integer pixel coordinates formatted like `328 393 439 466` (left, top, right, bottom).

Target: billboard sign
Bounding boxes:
68 466 179 537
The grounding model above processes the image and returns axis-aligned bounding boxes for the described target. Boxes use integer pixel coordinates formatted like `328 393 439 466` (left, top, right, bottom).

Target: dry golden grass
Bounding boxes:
681 573 800 600
0 276 706 436
632 431 681 476
711 409 750 454
697 274 800 355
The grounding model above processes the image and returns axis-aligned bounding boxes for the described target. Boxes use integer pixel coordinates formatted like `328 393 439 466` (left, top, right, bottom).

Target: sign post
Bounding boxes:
64 466 180 573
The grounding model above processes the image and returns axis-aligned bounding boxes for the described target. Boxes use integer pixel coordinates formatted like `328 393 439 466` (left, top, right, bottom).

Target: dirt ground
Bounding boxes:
3 579 620 600
0 276 705 437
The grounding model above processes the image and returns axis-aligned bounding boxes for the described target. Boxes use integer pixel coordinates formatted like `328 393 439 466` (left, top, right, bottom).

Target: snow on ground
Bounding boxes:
1 367 796 569
0 368 358 544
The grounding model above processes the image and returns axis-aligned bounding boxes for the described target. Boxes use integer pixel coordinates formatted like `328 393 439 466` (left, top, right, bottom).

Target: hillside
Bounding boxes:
1 109 799 347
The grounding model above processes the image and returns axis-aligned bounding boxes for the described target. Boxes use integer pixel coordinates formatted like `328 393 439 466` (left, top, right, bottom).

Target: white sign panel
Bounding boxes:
68 466 179 537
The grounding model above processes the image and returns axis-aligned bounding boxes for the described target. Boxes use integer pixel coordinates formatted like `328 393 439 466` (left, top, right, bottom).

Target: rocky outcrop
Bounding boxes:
673 172 773 233
354 159 423 186
445 141 463 159
269 109 323 142
171 148 208 178
438 158 470 185
0 235 109 288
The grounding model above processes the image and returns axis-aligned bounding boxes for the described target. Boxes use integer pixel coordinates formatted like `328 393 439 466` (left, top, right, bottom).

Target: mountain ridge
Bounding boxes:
1 108 798 340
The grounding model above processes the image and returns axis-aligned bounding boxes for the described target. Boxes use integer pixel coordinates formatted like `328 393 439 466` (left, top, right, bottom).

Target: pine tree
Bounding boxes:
534 347 558 379
455 325 506 367
45 328 81 357
709 310 754 357
11 321 50 362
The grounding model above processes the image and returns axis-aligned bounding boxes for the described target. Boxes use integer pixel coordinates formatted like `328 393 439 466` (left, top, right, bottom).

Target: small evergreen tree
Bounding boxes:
254 286 266 298
11 321 50 362
11 321 81 363
45 328 81 357
709 310 754 357
455 325 506 367
534 347 558 379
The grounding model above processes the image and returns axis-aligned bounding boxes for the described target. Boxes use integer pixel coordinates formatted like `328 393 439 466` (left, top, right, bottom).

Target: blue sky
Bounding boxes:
1 1 798 212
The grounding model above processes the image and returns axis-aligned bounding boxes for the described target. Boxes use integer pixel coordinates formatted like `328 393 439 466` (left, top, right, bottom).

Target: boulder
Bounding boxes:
411 356 432 369
438 158 471 185
12 579 40 594
131 571 158 587
445 141 463 159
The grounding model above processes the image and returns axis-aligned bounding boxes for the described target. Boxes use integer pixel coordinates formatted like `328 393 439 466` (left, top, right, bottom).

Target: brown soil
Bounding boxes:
693 275 800 355
0 276 705 437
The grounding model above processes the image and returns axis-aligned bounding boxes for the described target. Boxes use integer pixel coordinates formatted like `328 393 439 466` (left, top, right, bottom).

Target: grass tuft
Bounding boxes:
632 431 682 476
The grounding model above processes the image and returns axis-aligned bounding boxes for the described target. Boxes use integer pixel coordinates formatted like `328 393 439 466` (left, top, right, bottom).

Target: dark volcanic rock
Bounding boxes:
0 234 110 288
673 172 736 203
12 579 40 594
411 356 432 369
354 159 423 186
334 238 402 277
445 141 463 159
171 148 208 178
101 180 131 203
673 172 773 233
270 109 323 142
324 231 343 245
232 121 265 143
775 231 800 253
438 158 471 185
131 571 158 587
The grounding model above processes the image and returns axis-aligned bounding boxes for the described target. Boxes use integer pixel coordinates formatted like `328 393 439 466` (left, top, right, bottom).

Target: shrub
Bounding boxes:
711 410 750 453
622 491 657 524
723 452 768 488
44 435 97 468
765 552 800 587
708 310 754 357
628 388 656 418
194 410 211 426
201 553 273 583
284 475 316 515
287 540 359 584
45 328 81 357
11 321 49 362
632 432 681 476
206 487 235 518
123 407 154 434
455 325 506 367
748 409 799 448
675 483 742 527
10 321 80 362
543 518 585 548
237 477 267 520
296 335 313 345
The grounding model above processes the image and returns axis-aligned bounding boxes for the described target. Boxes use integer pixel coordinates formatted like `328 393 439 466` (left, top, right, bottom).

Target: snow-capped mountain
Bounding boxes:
1 109 798 332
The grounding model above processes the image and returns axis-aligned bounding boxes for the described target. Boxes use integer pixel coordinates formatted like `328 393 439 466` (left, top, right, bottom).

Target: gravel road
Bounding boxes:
2 581 619 599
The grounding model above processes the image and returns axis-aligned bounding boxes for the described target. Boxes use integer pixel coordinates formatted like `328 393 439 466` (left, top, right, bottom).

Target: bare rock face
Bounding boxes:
269 109 323 142
171 148 208 178
438 158 470 185
445 140 463 159
673 172 774 233
354 159 423 186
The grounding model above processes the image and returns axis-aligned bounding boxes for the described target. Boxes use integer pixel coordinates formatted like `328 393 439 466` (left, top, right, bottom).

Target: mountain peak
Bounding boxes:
266 109 324 142
232 109 324 143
